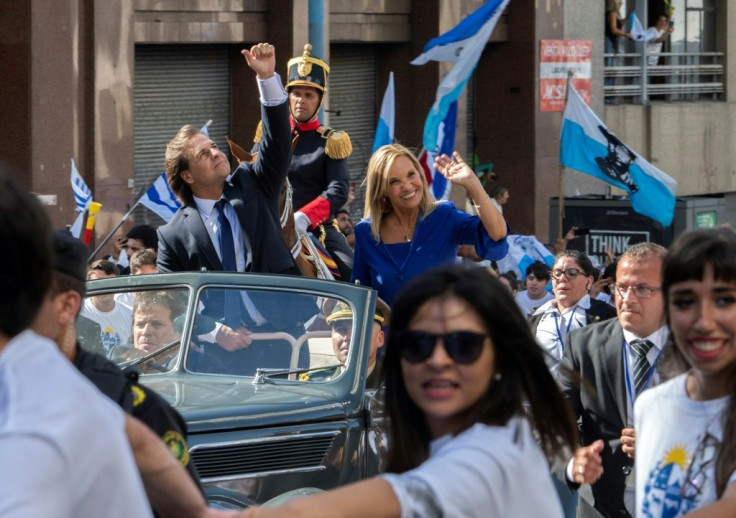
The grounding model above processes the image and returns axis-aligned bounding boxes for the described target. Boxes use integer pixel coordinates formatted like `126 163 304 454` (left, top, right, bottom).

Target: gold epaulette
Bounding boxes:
318 126 352 159
253 120 263 143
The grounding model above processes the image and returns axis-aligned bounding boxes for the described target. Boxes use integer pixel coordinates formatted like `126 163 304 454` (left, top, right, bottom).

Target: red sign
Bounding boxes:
539 40 592 112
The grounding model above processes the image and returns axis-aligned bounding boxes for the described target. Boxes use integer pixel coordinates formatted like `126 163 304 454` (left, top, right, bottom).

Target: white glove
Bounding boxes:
294 211 311 237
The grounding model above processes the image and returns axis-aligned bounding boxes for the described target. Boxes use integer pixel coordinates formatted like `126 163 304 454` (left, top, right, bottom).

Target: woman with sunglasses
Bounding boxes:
351 144 508 305
241 265 578 517
530 250 617 376
634 228 736 517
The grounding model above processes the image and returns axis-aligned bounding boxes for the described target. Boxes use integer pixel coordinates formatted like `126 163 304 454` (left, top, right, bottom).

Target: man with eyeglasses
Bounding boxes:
555 243 669 518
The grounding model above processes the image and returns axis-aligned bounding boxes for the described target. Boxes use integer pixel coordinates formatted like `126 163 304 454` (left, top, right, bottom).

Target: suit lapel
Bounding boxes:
183 205 222 269
600 321 629 427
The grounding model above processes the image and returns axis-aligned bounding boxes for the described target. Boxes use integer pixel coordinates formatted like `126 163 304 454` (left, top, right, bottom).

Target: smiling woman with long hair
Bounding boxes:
635 227 736 517
241 265 578 517
351 144 508 305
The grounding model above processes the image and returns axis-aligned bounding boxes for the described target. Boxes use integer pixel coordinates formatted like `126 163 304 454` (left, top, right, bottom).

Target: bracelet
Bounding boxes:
474 196 492 210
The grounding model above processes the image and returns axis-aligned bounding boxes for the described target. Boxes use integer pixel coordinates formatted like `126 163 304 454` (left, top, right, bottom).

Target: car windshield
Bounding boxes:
80 283 355 381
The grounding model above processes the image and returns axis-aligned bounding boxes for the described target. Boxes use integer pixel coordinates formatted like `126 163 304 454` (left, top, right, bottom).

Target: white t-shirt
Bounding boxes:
635 372 731 518
515 289 554 318
81 298 133 355
0 330 151 518
646 29 666 66
382 418 564 518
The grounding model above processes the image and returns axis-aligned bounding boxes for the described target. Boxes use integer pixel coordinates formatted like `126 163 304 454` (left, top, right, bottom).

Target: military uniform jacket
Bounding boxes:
73 346 202 495
289 125 351 226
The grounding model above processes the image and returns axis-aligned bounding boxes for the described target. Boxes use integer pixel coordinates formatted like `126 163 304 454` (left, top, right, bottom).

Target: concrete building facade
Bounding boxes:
1 0 733 254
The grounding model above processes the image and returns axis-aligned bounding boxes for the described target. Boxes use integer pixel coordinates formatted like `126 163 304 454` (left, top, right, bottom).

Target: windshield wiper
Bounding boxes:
252 364 343 385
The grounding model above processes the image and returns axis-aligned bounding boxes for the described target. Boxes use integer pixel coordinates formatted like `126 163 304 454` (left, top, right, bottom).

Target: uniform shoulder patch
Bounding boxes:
131 385 146 408
163 430 190 466
317 126 352 159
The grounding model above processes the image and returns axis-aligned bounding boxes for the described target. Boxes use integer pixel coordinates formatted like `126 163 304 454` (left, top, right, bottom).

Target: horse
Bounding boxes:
226 136 338 280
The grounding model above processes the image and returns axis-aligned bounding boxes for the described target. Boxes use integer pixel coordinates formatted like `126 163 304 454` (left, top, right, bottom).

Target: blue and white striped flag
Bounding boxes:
70 158 92 213
496 235 555 280
412 0 510 153
139 172 181 222
372 72 395 153
560 81 677 226
418 100 458 200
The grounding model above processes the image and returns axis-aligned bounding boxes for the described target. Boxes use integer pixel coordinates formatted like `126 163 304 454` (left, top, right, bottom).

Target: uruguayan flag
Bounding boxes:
418 101 458 200
629 13 659 42
70 158 92 213
560 81 677 226
412 0 510 153
139 172 181 222
496 235 555 280
372 72 395 153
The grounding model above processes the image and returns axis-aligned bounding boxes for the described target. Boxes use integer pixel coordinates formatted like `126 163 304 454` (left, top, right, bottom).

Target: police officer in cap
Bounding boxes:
33 230 203 508
300 297 388 388
280 44 354 280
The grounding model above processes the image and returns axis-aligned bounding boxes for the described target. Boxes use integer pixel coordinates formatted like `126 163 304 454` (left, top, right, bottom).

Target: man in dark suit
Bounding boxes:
156 42 307 354
556 242 669 518
156 41 297 278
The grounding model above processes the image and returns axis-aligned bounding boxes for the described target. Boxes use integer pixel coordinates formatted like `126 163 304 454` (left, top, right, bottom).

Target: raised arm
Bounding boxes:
434 152 507 240
241 43 291 199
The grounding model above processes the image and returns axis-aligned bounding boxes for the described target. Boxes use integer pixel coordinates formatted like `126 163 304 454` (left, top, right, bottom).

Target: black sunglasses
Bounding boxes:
397 330 488 364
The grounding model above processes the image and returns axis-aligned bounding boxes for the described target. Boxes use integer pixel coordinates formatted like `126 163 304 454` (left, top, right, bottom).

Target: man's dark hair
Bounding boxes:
0 173 53 337
88 259 120 277
335 208 350 217
126 225 158 251
525 261 551 280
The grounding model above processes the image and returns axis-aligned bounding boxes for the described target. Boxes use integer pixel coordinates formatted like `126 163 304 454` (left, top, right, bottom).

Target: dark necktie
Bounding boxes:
630 339 655 396
215 199 237 272
215 199 244 327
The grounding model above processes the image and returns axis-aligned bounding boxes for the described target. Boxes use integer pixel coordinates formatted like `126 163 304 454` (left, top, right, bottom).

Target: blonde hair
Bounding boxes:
363 144 435 241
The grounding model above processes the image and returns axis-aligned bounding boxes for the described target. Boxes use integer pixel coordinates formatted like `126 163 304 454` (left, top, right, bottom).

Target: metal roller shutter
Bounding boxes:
328 45 377 222
133 44 231 225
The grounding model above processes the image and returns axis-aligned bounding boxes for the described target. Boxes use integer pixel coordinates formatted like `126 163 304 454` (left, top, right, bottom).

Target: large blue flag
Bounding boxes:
412 0 510 153
418 100 458 200
139 172 181 222
372 72 395 153
560 82 677 226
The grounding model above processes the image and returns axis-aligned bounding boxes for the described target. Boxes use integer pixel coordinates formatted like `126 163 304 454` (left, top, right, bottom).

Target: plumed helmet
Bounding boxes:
286 44 329 93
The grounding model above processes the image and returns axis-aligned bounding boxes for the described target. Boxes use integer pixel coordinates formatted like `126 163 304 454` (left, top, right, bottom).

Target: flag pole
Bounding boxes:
88 187 146 261
558 71 575 249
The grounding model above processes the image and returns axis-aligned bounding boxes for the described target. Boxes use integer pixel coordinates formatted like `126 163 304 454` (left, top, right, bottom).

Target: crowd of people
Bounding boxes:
2 39 735 518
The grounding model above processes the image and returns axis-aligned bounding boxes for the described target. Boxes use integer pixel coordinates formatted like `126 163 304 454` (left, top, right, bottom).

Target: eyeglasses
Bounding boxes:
551 268 584 280
397 330 487 364
680 431 719 499
613 283 662 299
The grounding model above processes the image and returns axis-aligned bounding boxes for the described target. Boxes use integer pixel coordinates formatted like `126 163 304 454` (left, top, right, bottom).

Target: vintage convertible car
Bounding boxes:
81 272 387 509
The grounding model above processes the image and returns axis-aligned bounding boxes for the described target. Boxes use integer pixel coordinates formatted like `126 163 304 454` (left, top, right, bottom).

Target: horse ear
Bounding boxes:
226 136 254 164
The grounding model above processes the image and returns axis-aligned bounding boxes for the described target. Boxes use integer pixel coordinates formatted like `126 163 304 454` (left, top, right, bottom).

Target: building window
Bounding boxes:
604 0 723 104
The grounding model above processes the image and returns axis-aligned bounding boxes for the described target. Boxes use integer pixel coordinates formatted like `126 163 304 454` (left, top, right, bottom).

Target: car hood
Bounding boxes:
142 373 348 432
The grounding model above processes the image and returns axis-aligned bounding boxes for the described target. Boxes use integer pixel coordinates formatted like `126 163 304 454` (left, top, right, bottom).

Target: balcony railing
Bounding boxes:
604 51 724 104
